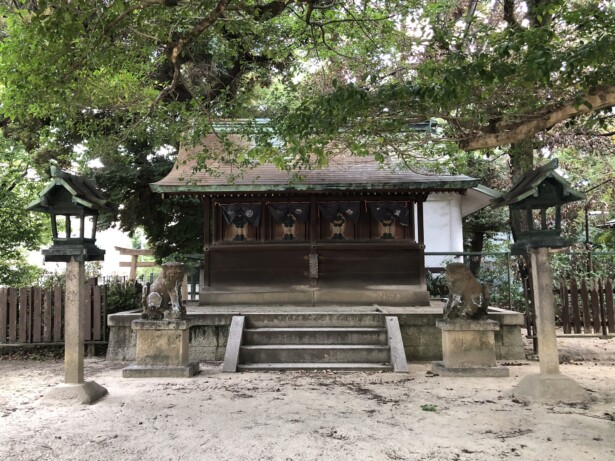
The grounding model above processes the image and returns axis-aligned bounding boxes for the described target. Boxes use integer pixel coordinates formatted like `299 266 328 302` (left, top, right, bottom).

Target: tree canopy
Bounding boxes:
0 133 49 285
0 1 613 264
266 1 614 169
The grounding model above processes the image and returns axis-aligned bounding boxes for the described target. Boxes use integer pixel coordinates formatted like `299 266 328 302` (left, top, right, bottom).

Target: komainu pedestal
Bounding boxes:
123 319 199 378
432 319 509 377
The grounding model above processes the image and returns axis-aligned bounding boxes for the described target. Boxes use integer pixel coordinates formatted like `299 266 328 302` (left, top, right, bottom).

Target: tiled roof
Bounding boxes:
151 134 480 194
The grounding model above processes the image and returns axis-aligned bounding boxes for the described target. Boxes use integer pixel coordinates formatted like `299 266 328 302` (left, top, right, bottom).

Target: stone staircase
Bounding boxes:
223 313 408 373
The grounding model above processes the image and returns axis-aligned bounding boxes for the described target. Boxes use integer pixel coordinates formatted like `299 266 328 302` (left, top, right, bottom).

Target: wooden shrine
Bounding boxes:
151 135 488 306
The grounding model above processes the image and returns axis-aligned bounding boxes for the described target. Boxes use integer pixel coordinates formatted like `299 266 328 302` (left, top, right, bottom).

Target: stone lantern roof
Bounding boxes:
492 159 585 209
27 166 114 214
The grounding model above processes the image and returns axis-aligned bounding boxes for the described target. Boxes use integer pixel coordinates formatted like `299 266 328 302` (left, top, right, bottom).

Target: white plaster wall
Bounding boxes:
421 193 464 253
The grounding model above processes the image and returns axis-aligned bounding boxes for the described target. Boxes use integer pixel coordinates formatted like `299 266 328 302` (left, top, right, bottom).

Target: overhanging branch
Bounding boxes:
459 86 615 151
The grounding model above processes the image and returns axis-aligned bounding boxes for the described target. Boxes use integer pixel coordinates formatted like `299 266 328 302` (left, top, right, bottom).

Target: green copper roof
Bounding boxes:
27 166 115 213
492 159 585 208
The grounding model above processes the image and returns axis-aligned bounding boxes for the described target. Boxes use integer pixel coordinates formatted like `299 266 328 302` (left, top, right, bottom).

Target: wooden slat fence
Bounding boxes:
556 278 615 336
0 281 107 345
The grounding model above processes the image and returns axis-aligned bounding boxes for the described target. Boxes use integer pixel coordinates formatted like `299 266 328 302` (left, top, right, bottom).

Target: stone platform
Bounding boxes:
199 285 431 307
107 304 525 365
42 381 108 405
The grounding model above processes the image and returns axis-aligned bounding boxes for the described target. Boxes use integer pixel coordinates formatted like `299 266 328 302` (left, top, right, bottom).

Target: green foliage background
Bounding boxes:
0 1 613 287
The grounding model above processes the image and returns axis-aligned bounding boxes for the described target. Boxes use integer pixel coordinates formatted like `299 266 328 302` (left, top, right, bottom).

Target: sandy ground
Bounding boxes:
1 336 614 461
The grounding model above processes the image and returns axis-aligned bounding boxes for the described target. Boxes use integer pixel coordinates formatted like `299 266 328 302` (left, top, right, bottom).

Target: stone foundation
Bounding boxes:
107 306 525 363
200 286 431 307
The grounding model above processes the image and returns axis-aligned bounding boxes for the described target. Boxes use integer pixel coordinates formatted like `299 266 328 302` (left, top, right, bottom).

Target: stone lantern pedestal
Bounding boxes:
432 319 509 377
42 258 108 404
512 248 590 404
123 319 199 378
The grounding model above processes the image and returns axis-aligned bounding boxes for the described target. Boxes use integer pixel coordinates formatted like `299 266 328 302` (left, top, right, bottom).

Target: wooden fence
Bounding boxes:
526 277 615 337
556 278 614 336
0 282 107 345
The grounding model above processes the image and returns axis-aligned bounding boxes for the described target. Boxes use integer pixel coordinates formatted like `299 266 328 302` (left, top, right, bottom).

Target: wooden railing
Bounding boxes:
526 277 615 337
0 281 107 345
556 278 614 335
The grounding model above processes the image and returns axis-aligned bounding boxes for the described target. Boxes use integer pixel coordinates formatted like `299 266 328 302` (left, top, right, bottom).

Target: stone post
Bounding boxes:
530 247 560 374
42 256 108 405
512 247 590 404
64 257 85 384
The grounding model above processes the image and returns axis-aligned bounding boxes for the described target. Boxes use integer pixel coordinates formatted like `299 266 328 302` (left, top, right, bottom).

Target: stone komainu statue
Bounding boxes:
444 263 490 320
141 262 186 320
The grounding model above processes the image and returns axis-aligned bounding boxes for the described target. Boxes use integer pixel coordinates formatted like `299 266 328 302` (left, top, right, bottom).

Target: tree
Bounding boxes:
266 1 614 179
91 138 203 258
0 1 407 256
0 1 402 155
0 134 49 286
1 1 613 258
553 143 615 247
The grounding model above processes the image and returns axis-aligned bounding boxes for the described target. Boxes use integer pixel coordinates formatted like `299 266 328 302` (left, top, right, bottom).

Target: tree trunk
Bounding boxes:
468 231 485 277
509 138 536 328
508 138 534 241
509 138 534 184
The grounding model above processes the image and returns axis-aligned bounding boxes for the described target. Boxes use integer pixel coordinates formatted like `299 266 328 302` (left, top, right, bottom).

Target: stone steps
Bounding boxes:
240 344 391 363
237 362 394 372
223 313 408 373
243 327 387 345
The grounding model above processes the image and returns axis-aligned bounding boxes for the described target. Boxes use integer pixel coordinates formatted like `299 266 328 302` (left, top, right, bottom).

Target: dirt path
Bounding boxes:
1 336 614 461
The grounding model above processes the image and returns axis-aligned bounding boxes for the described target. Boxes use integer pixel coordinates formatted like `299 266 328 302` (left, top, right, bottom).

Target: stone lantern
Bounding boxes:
494 159 584 255
28 166 112 261
27 166 114 404
492 159 589 404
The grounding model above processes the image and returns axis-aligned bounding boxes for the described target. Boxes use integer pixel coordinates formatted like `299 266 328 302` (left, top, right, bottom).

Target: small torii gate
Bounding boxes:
115 246 191 299
115 246 157 280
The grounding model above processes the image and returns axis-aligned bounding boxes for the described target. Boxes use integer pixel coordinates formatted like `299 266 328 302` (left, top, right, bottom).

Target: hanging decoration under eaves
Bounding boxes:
368 202 410 226
268 203 310 224
318 202 361 224
219 203 262 226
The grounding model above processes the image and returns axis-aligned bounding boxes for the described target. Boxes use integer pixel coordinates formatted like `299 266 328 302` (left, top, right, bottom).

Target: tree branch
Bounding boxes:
459 86 615 151
233 0 290 21
503 0 520 29
460 0 479 49
104 0 173 34
151 0 231 107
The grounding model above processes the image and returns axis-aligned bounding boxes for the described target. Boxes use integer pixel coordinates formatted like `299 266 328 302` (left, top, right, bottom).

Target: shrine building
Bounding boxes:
150 134 498 307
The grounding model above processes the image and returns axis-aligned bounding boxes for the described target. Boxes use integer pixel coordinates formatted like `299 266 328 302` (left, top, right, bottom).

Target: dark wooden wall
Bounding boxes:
209 245 309 286
211 194 424 243
203 193 427 289
318 244 422 285
207 242 424 287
